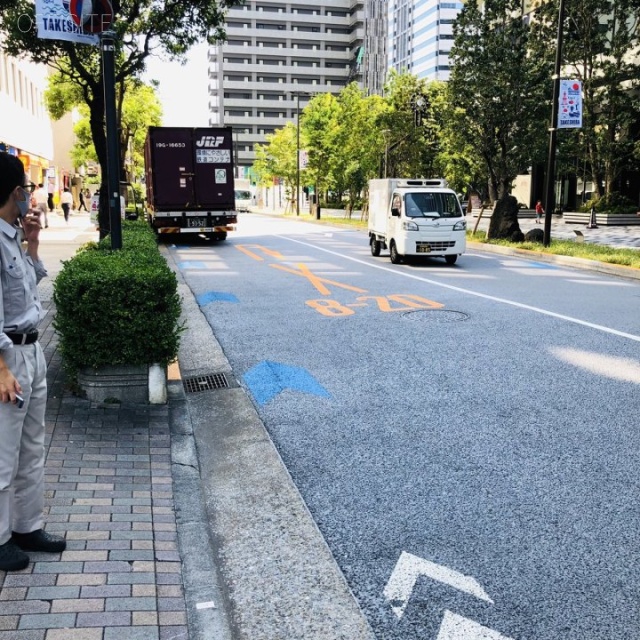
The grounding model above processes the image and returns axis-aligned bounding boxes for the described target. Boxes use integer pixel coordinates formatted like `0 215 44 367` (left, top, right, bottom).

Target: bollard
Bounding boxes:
586 205 598 229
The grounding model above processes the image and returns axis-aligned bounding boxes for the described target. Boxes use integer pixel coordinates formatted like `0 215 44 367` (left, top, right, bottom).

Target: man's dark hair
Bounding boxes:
0 152 25 208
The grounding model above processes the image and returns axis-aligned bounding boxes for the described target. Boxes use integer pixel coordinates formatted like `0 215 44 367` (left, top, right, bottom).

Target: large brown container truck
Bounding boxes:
144 126 238 241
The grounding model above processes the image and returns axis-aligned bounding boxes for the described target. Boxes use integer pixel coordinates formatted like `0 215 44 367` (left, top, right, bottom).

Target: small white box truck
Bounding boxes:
368 178 466 265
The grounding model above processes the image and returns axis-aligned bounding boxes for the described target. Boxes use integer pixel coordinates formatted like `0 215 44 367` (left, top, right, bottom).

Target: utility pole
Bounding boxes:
101 30 122 249
296 92 300 216
543 0 566 247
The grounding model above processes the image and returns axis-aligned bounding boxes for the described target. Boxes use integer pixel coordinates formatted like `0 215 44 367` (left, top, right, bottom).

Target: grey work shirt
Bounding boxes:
0 218 47 352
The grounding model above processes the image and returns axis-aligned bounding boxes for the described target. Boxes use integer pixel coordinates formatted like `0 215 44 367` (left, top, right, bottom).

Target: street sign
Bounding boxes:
36 0 113 44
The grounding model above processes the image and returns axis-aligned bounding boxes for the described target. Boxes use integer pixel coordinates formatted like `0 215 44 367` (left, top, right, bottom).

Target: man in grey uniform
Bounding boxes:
0 153 66 571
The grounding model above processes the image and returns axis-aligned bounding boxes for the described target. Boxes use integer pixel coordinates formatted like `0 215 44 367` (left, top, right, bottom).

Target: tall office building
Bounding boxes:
387 0 463 81
208 0 367 177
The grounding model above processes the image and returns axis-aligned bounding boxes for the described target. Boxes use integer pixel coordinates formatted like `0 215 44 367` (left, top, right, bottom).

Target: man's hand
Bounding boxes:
0 361 22 404
21 212 42 243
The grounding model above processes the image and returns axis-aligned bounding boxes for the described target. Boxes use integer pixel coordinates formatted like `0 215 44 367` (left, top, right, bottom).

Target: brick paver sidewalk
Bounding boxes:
0 302 189 640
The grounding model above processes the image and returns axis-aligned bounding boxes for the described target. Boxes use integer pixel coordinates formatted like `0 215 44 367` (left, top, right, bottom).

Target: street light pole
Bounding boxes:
543 0 566 247
296 92 300 216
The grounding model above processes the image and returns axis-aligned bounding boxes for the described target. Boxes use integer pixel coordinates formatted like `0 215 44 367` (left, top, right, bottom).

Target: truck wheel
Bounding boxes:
389 241 402 264
445 254 458 265
370 237 381 257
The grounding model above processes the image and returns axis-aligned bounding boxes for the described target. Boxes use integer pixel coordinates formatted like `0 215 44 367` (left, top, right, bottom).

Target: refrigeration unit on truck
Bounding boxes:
367 178 466 265
144 126 238 241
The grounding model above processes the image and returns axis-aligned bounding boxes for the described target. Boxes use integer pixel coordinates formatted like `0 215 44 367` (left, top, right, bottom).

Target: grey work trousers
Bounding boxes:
0 342 47 545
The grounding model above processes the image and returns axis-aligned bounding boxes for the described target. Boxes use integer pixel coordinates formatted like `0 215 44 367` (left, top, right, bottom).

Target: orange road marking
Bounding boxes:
271 263 368 295
236 244 285 261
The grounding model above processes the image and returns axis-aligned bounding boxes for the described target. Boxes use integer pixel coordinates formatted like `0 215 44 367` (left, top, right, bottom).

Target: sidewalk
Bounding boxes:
0 218 193 639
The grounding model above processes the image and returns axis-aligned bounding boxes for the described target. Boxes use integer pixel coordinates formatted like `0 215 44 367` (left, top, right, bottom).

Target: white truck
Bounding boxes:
368 178 466 265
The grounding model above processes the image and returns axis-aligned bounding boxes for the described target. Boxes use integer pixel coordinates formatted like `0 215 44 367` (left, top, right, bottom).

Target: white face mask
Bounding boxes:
15 188 30 218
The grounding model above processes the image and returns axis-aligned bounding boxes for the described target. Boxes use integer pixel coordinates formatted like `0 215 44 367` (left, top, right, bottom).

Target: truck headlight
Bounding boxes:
402 220 419 231
453 219 467 231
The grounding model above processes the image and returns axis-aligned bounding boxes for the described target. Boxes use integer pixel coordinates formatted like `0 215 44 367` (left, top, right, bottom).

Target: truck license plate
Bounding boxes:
417 245 431 253
188 218 206 228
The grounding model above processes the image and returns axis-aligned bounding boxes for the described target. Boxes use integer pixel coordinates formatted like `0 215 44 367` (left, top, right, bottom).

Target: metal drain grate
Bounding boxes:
401 309 470 323
183 373 230 394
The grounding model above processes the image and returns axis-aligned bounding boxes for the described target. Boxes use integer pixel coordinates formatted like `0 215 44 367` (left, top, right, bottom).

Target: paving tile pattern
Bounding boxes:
0 302 189 640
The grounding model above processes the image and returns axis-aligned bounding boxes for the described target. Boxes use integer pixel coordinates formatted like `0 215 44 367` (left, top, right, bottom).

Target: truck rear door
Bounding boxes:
192 128 235 210
147 128 195 208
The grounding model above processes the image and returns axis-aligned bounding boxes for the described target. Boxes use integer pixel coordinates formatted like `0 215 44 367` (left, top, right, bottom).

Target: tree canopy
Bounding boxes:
448 0 553 201
0 0 234 234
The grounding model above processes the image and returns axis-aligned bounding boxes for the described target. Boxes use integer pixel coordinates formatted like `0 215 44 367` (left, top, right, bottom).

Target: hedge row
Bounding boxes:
53 220 183 376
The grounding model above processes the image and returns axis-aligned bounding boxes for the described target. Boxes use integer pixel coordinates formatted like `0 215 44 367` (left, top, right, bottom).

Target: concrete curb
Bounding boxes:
467 240 640 281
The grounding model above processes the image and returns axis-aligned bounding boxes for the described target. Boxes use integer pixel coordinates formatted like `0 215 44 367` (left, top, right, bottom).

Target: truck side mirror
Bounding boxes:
391 207 401 217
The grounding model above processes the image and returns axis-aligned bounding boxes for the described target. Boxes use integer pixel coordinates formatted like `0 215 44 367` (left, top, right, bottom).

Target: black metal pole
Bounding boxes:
101 31 122 250
543 0 566 247
296 93 300 216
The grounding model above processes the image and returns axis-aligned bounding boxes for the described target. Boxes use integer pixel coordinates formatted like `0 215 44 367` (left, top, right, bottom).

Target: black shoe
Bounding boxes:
0 540 29 571
12 529 66 553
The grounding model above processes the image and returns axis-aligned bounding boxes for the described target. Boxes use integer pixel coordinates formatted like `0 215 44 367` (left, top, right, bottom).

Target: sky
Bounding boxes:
143 42 210 127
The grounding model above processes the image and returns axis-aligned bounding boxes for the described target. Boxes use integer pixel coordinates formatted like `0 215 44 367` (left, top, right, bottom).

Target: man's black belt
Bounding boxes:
4 331 39 345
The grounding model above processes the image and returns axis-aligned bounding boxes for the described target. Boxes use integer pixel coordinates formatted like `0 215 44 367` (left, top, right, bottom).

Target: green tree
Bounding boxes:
449 0 552 201
332 83 388 213
540 0 640 197
434 83 485 195
253 123 298 210
0 0 233 236
300 93 341 204
45 75 162 183
378 71 440 179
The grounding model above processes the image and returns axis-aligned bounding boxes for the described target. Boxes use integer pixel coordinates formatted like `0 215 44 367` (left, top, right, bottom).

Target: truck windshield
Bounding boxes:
235 190 251 200
404 192 461 218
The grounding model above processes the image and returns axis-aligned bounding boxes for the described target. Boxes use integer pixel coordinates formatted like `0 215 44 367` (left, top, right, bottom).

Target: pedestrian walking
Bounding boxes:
61 187 73 223
47 181 54 213
33 183 49 228
78 188 88 212
535 200 544 224
0 152 66 572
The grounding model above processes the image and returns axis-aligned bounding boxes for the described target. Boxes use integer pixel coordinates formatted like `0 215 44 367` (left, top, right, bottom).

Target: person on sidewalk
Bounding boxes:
33 183 49 228
535 200 544 224
0 152 66 572
78 188 88 212
60 187 73 223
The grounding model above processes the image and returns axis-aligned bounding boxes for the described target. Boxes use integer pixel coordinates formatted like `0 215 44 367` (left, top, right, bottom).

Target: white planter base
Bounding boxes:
78 364 167 404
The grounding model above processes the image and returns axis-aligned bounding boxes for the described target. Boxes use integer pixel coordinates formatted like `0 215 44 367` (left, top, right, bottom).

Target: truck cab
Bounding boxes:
368 179 466 265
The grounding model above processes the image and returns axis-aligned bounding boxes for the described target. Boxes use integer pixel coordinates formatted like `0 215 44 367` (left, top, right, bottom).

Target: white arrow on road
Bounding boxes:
437 610 515 640
383 551 494 620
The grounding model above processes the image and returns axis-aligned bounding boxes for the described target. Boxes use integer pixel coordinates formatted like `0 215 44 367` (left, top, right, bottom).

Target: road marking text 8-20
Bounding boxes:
306 294 444 317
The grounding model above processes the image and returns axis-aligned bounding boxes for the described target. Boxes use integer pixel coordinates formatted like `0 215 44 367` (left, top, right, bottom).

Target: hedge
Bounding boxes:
53 220 183 377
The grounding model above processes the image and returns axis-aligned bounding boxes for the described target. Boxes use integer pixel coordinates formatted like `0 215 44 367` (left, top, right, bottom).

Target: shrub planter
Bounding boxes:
77 363 167 405
53 221 182 405
78 365 149 404
563 212 640 225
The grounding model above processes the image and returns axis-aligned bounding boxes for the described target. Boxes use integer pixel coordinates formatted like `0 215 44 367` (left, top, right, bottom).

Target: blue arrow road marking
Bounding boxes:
178 261 208 269
196 291 240 306
243 360 331 406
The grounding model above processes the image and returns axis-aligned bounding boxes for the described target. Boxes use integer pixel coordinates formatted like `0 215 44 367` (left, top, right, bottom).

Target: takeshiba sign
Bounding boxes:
558 79 583 129
36 0 114 44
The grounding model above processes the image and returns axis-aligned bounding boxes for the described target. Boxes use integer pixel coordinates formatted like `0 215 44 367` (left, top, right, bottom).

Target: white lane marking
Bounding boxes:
277 235 640 343
565 279 631 286
550 347 640 384
384 552 493 620
196 601 216 609
437 610 515 640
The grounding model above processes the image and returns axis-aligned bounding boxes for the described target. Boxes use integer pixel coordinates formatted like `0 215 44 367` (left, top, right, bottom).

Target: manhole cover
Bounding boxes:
183 373 230 394
401 309 469 322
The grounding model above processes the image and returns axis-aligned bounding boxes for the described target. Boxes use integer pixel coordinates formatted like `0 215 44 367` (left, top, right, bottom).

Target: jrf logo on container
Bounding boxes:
196 136 225 148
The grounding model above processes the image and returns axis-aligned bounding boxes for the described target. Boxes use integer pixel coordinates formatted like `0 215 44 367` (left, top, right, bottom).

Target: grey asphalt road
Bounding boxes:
171 213 640 640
